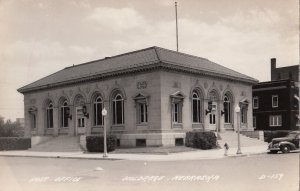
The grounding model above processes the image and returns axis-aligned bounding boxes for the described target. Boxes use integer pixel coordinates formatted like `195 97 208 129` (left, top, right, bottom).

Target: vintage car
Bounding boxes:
268 131 299 154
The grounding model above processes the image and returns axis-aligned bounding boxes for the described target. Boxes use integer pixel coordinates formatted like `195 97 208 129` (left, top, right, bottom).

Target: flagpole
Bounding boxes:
175 2 178 52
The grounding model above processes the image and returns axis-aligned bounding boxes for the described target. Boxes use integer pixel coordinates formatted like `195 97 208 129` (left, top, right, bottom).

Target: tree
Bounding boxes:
0 116 24 137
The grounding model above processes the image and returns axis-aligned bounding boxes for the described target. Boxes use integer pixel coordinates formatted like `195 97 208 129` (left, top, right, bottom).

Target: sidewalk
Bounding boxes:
0 145 268 161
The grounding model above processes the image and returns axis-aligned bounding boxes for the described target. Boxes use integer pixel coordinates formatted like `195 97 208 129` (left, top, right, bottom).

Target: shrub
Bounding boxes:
185 131 217 150
264 131 290 143
0 137 31 151
86 135 117 152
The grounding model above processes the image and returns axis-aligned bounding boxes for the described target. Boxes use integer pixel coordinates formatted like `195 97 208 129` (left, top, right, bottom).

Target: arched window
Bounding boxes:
93 96 103 126
223 95 232 123
47 102 53 128
192 91 202 123
61 100 69 127
112 93 124 125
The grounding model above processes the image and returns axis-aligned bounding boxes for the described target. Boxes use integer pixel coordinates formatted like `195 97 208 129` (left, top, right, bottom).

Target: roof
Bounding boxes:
18 46 258 93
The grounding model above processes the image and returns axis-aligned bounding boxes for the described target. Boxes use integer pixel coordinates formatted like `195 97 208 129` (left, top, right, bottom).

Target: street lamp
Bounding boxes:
102 107 108 158
234 104 242 154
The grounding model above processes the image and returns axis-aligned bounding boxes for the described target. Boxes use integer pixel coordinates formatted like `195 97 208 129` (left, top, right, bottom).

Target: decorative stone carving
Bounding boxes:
219 84 223 91
137 81 147 89
69 89 73 97
85 86 90 94
104 84 109 91
204 82 208 89
74 95 85 106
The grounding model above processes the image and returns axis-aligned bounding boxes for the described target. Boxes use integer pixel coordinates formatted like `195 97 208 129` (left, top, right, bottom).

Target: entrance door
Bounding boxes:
209 102 217 130
209 113 216 129
76 106 86 135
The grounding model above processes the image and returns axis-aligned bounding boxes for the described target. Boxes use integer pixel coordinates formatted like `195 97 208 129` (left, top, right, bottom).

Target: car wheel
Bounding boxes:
280 145 290 154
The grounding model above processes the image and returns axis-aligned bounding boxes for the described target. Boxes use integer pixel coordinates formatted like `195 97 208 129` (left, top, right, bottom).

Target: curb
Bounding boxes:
0 151 268 161
0 154 123 161
227 151 268 158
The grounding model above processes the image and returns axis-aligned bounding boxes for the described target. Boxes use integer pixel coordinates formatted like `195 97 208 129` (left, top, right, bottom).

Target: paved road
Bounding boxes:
0 153 298 191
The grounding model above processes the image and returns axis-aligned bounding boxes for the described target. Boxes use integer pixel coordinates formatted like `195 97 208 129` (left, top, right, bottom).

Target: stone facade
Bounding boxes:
19 47 257 147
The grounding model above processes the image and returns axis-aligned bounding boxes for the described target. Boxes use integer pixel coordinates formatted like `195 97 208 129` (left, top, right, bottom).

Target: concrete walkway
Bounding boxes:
0 145 269 161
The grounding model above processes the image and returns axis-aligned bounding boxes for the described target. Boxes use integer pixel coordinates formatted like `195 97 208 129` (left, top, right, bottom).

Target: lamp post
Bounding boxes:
234 104 242 155
102 107 108 158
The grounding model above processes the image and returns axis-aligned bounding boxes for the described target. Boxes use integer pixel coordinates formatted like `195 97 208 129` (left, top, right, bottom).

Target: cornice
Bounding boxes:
19 62 257 94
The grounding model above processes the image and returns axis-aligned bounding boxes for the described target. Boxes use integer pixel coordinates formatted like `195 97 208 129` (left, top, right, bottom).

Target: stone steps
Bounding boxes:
30 136 82 152
217 131 268 149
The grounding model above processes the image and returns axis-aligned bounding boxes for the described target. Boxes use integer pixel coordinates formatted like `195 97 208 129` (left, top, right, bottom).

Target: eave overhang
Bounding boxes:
18 61 258 94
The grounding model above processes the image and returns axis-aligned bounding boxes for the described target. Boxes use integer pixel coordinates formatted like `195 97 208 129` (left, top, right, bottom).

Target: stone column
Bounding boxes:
69 105 75 136
86 103 92 135
53 107 59 136
219 101 225 132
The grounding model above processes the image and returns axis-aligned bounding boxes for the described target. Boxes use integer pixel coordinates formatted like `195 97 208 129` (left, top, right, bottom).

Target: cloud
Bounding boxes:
87 7 147 32
1 40 98 85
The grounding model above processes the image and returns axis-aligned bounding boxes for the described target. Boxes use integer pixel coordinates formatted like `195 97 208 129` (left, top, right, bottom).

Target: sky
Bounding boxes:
0 0 298 120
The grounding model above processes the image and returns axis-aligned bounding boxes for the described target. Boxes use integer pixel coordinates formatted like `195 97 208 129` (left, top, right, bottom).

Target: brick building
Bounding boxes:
18 46 257 147
253 58 299 131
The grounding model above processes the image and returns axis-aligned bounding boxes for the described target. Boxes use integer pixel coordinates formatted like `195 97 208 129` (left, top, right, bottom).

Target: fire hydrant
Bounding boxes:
224 143 229 156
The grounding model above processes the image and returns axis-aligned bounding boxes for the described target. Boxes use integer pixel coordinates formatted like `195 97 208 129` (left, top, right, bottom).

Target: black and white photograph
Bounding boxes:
0 0 299 190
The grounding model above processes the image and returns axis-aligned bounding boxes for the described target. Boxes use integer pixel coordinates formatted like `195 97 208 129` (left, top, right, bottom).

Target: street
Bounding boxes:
0 153 298 191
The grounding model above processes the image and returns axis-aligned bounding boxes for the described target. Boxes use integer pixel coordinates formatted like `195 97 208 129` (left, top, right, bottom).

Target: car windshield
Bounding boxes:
287 132 299 138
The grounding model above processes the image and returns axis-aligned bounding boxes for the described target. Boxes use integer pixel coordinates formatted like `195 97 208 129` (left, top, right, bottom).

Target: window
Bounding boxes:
289 71 293 79
138 103 148 123
134 94 148 124
209 113 216 124
175 138 184 146
77 118 85 127
46 102 53 128
112 94 124 125
223 95 232 123
241 107 247 124
272 95 278 108
253 97 259 109
253 116 256 129
93 96 103 126
31 114 36 129
269 115 282 126
61 101 69 127
172 102 182 123
192 91 202 123
136 139 146 147
171 91 184 125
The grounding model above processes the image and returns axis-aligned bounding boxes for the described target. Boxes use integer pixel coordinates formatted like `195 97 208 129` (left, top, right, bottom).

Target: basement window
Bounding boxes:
136 139 146 147
175 138 184 146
